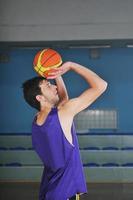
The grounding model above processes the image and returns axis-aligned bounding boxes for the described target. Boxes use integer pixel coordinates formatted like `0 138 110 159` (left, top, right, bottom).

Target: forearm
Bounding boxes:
55 76 69 100
69 62 107 90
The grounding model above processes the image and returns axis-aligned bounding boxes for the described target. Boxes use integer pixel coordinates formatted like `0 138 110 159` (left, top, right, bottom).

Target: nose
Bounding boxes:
51 84 57 91
54 84 57 89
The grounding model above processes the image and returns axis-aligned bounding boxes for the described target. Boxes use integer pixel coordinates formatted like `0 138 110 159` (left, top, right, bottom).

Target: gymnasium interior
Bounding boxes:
0 1 133 200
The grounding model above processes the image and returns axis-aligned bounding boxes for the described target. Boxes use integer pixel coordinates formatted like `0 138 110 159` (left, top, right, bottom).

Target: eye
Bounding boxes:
47 82 51 87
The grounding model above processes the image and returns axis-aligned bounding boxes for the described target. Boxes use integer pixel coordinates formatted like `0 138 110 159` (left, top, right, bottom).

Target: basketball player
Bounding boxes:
22 61 107 200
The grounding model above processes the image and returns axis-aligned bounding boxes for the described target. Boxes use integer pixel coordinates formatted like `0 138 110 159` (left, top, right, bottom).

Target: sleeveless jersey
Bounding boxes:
32 107 88 200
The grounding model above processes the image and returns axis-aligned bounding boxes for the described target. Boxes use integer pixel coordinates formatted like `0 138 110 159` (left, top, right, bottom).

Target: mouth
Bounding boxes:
55 92 58 96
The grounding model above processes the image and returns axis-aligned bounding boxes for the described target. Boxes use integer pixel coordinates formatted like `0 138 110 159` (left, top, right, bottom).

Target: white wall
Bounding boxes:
0 0 133 41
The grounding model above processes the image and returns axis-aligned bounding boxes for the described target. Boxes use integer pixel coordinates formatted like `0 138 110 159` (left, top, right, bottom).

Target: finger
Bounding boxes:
48 71 62 75
46 75 57 79
46 74 60 79
46 76 55 79
49 68 63 73
49 68 60 72
48 72 59 75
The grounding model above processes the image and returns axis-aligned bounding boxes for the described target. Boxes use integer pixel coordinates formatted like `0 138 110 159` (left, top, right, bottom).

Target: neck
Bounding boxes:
40 104 56 112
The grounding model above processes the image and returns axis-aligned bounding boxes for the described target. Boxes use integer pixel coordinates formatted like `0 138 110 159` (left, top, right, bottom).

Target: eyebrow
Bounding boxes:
45 81 51 87
39 80 47 86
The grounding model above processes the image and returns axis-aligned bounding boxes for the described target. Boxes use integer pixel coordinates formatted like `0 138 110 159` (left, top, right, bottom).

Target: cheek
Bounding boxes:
45 90 53 99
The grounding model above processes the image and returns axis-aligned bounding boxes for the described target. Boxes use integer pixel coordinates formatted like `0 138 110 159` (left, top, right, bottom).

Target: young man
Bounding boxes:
22 61 107 200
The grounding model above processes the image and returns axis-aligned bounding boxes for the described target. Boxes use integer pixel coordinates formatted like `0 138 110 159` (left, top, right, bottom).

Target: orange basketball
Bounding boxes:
33 48 62 78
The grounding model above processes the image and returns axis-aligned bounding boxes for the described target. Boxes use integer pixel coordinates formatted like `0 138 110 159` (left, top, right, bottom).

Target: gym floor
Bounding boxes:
0 182 133 200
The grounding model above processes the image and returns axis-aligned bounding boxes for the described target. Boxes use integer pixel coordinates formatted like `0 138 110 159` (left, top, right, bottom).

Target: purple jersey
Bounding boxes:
32 107 88 200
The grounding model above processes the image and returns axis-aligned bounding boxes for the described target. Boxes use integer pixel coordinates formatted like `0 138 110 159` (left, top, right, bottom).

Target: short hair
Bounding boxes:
22 76 46 110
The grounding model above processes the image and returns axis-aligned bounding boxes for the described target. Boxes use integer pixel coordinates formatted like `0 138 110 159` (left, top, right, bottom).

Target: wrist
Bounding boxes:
65 61 74 70
68 61 78 71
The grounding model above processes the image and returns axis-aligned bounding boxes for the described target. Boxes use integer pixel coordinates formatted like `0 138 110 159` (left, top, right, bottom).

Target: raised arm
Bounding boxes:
54 76 69 107
63 62 107 116
47 61 108 117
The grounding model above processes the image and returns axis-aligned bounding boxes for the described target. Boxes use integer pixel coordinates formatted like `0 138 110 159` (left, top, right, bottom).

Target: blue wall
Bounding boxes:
0 48 133 133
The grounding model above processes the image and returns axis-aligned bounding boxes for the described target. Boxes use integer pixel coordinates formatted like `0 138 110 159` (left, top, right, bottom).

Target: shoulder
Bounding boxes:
34 111 50 126
57 98 78 117
57 99 75 120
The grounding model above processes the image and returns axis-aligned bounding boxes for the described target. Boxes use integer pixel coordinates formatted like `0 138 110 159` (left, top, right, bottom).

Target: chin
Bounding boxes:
57 97 60 102
55 96 59 104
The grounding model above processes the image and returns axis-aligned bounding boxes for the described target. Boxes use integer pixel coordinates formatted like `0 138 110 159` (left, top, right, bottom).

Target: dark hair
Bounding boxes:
22 76 46 110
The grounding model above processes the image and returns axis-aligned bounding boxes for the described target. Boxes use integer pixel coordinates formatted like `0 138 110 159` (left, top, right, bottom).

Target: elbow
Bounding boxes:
100 81 108 92
96 81 108 92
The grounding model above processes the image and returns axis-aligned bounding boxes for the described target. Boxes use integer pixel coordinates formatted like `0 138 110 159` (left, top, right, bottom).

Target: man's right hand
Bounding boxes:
46 62 72 79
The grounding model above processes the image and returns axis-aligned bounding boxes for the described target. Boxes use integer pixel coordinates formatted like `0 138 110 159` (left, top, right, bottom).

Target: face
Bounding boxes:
39 79 59 106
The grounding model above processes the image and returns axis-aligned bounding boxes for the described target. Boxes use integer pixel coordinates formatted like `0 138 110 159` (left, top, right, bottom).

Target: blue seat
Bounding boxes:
9 147 26 150
80 147 100 150
83 163 100 167
5 162 22 166
102 147 119 150
0 147 8 150
121 163 133 167
102 163 119 167
121 147 133 150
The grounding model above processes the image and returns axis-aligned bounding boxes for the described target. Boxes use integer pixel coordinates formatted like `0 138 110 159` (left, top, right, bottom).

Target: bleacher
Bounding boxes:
1 133 133 182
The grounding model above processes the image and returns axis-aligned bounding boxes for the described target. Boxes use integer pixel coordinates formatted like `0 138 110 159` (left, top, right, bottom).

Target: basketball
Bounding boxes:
33 48 62 78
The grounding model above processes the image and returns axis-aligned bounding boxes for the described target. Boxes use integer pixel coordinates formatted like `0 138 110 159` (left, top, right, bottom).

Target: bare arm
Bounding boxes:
54 76 69 107
60 62 108 116
47 61 108 116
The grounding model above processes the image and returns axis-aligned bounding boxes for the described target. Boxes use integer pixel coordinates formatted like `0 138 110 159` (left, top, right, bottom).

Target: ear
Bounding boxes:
36 95 42 102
